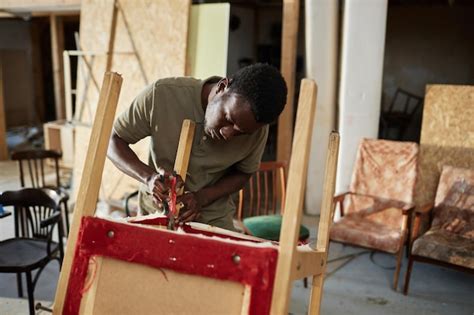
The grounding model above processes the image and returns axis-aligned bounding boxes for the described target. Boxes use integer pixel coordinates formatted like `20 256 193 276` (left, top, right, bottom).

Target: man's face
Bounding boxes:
204 91 264 141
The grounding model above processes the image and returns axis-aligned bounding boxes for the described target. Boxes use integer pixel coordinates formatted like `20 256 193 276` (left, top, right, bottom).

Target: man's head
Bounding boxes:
204 63 287 141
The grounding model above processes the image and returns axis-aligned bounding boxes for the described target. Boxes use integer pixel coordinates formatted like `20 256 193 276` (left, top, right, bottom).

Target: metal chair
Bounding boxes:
11 149 70 235
0 188 64 315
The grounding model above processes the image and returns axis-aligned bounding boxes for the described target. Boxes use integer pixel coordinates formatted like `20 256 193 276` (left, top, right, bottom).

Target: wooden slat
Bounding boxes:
308 132 340 315
53 72 123 314
263 171 269 213
50 14 66 120
292 249 325 280
276 0 300 164
173 119 195 181
270 79 317 314
0 59 7 160
63 51 73 121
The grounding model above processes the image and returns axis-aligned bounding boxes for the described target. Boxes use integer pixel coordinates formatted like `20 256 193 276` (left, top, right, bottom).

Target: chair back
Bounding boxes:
350 139 418 205
0 188 62 240
11 149 62 188
431 165 474 238
237 161 287 220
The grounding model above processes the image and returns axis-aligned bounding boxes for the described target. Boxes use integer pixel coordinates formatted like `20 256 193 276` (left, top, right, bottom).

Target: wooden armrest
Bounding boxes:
40 212 61 228
415 202 434 215
333 192 350 202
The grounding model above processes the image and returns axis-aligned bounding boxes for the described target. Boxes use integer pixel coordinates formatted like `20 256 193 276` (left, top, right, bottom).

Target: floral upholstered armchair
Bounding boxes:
404 165 474 294
330 139 418 290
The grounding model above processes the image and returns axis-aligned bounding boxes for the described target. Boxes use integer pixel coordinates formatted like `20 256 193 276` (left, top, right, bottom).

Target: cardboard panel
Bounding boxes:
80 257 248 315
415 85 474 206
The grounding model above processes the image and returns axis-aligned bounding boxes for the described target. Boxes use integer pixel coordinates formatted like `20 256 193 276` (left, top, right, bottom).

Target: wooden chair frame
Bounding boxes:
403 203 474 294
52 74 339 315
333 192 414 290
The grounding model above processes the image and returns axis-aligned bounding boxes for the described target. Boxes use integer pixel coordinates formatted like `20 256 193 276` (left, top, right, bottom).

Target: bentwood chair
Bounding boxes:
11 149 70 235
0 188 64 315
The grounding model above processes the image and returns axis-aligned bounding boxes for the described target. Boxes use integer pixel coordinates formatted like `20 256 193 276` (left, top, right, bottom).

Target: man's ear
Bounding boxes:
216 78 230 94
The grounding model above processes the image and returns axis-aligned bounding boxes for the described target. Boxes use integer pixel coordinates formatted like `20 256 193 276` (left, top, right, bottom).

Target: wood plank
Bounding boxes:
50 14 66 120
271 79 317 314
173 119 195 181
277 0 300 164
291 249 324 280
53 72 123 314
308 131 340 315
0 59 7 160
63 51 73 121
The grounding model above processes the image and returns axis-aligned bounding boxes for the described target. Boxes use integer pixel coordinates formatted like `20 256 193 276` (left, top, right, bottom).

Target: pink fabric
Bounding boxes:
350 139 418 204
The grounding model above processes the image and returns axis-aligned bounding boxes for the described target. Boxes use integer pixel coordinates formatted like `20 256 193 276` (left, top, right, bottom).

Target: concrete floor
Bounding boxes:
1 160 473 314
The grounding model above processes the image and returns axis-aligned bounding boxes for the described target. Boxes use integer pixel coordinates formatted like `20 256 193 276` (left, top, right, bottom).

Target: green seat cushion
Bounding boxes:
243 215 310 241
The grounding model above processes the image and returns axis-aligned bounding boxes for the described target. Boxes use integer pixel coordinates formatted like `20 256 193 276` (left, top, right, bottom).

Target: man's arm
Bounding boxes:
177 167 251 222
107 131 181 203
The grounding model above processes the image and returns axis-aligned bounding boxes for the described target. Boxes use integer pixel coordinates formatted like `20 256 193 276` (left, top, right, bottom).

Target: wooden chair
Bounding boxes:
330 139 418 290
0 188 65 315
404 165 474 295
11 149 70 235
235 160 310 242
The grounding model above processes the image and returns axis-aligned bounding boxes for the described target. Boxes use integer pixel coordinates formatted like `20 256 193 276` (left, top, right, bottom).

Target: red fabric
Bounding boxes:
64 217 279 315
169 176 177 217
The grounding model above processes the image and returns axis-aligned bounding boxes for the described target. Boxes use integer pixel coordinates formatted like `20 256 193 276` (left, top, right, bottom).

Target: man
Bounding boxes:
107 63 287 231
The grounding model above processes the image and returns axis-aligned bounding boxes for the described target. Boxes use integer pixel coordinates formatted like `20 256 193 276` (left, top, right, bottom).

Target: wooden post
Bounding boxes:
63 51 73 121
50 14 66 120
308 132 340 315
53 72 123 314
0 59 8 160
174 119 195 181
271 79 317 314
277 0 300 164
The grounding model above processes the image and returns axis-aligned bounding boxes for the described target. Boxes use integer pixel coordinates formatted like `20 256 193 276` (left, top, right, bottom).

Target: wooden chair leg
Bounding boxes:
403 257 414 295
16 273 23 297
25 271 35 315
393 245 404 290
308 274 324 315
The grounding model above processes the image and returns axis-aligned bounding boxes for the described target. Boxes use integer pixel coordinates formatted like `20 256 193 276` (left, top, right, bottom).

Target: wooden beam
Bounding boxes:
53 72 123 314
50 14 66 120
0 59 8 160
308 131 340 315
63 51 73 121
277 0 300 163
173 119 195 181
271 79 317 314
291 249 324 280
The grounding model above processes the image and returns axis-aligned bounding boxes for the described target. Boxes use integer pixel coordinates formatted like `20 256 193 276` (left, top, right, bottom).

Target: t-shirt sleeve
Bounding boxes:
235 125 269 174
113 83 154 144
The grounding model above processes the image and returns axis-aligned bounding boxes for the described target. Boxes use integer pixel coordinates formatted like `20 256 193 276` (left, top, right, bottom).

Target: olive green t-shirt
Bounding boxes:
113 77 268 230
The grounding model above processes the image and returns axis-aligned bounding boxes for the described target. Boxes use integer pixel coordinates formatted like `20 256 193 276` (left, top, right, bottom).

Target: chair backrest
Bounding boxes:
350 138 418 204
237 161 287 220
431 165 474 237
0 188 62 239
11 149 62 188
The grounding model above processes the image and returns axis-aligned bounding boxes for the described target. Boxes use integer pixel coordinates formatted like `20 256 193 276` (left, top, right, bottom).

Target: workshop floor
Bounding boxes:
1 160 473 314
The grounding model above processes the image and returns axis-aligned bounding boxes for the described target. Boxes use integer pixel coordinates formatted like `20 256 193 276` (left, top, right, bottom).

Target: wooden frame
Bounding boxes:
277 0 300 163
54 77 339 314
332 192 414 289
403 203 474 295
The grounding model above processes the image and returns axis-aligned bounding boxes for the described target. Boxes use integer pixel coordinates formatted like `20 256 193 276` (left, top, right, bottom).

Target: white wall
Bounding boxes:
304 0 339 215
336 0 388 210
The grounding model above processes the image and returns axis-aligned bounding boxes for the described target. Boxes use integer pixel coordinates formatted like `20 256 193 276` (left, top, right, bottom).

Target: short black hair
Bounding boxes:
228 63 287 124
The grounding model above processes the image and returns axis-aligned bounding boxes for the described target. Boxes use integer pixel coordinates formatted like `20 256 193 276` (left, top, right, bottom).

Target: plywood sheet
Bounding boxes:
72 0 191 202
415 84 474 206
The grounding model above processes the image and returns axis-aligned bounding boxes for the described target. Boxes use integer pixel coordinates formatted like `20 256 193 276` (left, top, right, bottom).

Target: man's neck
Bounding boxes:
201 82 217 111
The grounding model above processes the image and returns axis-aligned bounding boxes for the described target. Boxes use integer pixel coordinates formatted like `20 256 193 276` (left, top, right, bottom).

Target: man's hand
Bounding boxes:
146 169 184 207
176 191 207 223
